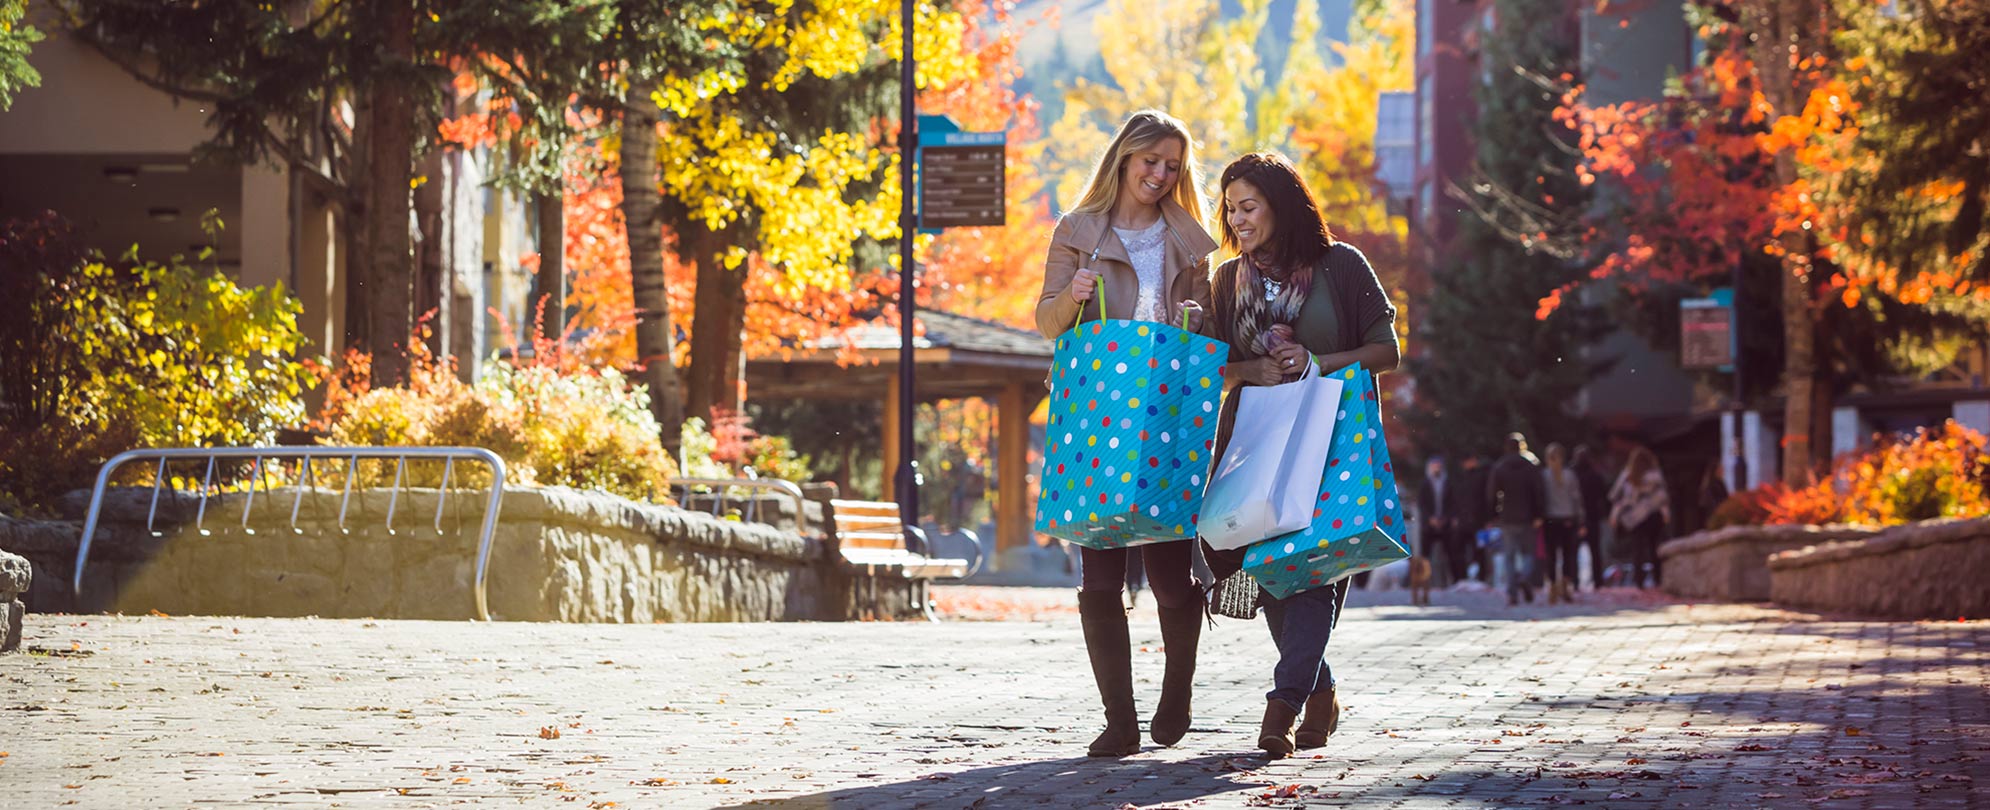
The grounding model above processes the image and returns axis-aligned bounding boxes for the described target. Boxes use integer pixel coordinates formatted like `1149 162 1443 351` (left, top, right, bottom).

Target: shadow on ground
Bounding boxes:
710 753 1272 810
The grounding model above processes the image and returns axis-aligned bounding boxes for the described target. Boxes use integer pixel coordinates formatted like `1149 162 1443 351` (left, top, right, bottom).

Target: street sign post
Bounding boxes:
916 115 1005 231
1680 289 1736 371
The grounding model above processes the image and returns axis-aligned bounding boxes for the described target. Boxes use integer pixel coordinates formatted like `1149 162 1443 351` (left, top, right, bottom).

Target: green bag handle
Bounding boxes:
1069 265 1194 332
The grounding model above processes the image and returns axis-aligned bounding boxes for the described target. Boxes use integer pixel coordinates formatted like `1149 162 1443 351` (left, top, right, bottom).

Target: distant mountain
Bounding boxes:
1008 0 1357 126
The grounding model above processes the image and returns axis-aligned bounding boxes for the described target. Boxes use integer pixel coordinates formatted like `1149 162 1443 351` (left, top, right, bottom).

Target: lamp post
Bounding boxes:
896 0 920 541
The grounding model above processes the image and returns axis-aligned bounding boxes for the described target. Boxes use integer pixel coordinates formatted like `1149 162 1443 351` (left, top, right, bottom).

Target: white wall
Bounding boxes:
0 30 211 155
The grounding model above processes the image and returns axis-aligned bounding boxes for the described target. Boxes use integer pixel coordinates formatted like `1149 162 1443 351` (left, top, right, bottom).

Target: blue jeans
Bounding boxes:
1259 580 1347 710
1499 522 1536 600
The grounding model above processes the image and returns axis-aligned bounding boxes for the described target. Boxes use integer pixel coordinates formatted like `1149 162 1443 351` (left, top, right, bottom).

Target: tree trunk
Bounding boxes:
685 223 748 422
533 192 566 345
361 0 417 386
1762 0 1819 485
414 148 447 361
621 78 685 454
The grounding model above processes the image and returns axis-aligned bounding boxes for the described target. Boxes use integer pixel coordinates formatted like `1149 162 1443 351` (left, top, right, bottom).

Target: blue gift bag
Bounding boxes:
1034 290 1226 550
1241 365 1410 598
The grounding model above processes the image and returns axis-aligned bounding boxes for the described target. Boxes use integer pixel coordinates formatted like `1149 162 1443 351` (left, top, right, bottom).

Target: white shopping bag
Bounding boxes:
1199 362 1343 550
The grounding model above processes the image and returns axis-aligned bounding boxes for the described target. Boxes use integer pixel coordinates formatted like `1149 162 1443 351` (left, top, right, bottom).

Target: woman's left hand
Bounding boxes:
1269 341 1309 374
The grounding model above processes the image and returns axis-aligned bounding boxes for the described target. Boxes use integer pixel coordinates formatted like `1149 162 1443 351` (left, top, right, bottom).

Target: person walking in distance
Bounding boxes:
1417 456 1460 586
1452 454 1493 582
1609 447 1672 589
1571 445 1610 590
1487 433 1546 606
1036 110 1218 757
1538 443 1585 604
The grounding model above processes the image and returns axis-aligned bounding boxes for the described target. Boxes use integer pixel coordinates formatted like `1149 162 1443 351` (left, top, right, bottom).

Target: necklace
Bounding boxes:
1262 278 1284 301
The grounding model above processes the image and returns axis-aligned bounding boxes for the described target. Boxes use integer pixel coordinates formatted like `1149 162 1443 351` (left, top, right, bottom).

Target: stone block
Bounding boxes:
1 599 19 652
1659 524 1879 602
1769 517 1990 619
0 549 31 594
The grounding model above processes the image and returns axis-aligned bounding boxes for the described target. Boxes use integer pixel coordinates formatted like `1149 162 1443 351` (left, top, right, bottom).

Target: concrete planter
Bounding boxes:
1767 517 1990 619
1658 524 1881 602
0 485 917 622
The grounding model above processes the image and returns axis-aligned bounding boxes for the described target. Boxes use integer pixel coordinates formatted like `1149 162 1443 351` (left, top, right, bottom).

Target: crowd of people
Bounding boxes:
1413 432 1686 603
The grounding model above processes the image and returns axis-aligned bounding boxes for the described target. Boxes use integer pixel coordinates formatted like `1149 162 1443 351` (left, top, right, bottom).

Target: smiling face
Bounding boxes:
1223 179 1274 255
1115 136 1185 211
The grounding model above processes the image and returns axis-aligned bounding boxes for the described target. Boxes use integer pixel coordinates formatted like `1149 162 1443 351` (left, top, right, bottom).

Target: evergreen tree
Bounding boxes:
1405 0 1603 460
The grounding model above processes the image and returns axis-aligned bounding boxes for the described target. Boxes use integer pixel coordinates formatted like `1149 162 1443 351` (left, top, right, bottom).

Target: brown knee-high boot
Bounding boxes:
1150 601 1201 746
1078 590 1141 756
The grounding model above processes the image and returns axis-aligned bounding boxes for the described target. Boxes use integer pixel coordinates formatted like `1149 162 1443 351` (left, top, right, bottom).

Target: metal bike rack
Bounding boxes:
72 446 507 620
667 476 810 535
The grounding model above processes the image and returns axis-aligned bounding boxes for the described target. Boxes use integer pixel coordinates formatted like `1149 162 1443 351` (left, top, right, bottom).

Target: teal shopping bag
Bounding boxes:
1242 364 1409 598
1034 289 1226 550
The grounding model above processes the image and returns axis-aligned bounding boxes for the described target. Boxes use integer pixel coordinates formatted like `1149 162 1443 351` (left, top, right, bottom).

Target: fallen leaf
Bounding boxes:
633 778 676 787
538 727 562 740
148 609 171 618
709 777 732 785
1845 727 1863 736
453 777 471 785
1627 758 1648 765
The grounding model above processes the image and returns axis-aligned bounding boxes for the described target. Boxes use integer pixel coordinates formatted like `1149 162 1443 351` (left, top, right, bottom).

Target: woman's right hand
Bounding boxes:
1069 267 1099 303
1225 357 1290 387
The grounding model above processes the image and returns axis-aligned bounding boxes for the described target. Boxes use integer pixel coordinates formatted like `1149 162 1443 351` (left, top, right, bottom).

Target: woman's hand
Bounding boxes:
1224 357 1290 387
1175 300 1204 332
1069 267 1099 303
1269 341 1310 374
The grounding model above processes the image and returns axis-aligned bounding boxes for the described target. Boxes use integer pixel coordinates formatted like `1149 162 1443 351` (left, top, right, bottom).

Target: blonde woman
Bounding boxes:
1608 447 1672 588
1036 110 1218 757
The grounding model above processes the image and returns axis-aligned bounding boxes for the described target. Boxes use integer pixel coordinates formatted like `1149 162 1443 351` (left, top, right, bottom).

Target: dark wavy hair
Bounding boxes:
1217 152 1336 270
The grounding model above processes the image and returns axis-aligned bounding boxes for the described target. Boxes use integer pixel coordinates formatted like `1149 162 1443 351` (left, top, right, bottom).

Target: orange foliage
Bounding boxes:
1712 422 1990 527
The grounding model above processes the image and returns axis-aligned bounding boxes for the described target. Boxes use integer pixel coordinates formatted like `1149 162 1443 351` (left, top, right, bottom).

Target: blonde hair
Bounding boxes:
1068 110 1205 224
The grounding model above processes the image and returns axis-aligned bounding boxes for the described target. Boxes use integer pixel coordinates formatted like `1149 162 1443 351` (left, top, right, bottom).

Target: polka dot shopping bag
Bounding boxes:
1239 364 1409 598
1034 287 1226 550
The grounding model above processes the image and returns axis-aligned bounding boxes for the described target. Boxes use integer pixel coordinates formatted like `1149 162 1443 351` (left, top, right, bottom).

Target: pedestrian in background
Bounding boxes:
1035 109 1218 757
1609 447 1672 589
1571 445 1609 591
1417 456 1461 586
1488 433 1545 606
1695 461 1730 533
1539 443 1584 604
1452 454 1492 582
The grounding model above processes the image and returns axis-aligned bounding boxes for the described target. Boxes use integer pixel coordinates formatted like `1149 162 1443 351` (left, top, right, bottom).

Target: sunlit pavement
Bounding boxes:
5 587 1986 808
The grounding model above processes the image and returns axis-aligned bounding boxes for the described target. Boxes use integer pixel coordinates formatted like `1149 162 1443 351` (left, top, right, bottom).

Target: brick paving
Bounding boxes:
4 587 1987 809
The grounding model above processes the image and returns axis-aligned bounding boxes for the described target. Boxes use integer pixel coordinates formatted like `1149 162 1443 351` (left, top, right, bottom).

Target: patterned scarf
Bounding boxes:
1231 250 1314 356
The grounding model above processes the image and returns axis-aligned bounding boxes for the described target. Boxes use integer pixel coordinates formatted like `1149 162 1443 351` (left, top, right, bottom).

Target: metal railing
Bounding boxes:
667 476 809 535
72 446 506 620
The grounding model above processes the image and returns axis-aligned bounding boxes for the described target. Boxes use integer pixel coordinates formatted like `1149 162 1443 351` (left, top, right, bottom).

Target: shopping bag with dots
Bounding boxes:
1240 364 1409 598
1034 287 1225 550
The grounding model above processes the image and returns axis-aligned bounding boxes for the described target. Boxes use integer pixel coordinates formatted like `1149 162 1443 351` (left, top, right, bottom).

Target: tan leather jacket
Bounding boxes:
1034 199 1219 339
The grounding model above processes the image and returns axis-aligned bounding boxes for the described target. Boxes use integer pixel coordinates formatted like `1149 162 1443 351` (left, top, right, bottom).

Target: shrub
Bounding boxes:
1710 421 1989 527
0 212 312 513
679 414 813 484
315 333 676 502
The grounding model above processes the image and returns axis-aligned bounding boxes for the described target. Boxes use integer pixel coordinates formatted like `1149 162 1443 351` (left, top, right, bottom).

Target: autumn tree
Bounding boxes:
1546 0 1990 483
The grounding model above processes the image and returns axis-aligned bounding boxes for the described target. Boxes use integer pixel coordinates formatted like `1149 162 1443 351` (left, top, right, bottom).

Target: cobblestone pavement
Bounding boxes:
5 587 1987 809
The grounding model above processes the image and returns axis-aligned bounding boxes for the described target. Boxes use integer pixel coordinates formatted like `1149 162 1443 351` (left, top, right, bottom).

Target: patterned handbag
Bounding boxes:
1034 285 1227 550
1210 568 1261 620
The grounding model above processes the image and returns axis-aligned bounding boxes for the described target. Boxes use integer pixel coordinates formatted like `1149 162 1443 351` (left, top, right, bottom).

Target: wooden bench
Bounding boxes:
826 499 969 619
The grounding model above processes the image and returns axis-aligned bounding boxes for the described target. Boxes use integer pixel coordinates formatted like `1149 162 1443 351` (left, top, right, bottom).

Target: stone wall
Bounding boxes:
0 485 922 622
1 549 27 651
1767 517 1990 619
1658 524 1881 602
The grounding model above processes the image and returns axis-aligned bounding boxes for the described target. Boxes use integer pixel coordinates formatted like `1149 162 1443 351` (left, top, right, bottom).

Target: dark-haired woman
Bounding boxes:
1202 152 1400 758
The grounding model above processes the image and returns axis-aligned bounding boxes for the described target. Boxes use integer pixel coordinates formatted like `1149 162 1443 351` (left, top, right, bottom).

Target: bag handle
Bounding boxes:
1071 263 1109 332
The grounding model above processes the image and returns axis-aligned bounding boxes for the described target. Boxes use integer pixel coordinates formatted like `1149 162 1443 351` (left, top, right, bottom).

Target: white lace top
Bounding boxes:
1112 217 1168 322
